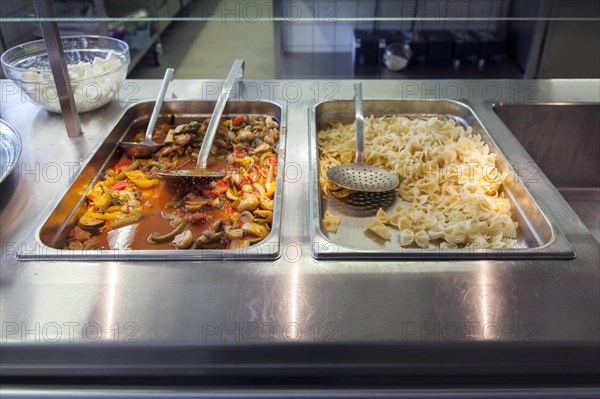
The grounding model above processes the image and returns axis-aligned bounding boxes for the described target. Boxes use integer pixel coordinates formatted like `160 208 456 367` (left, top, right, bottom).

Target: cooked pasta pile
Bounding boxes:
318 115 519 249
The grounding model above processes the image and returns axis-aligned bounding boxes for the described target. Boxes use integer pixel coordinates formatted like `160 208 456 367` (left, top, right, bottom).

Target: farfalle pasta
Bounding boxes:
318 115 520 249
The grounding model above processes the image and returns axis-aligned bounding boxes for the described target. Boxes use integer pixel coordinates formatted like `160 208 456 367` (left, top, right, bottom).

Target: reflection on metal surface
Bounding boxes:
494 103 600 242
344 190 397 213
107 224 138 250
104 262 119 335
558 188 600 243
0 80 598 381
289 260 300 337
479 261 491 337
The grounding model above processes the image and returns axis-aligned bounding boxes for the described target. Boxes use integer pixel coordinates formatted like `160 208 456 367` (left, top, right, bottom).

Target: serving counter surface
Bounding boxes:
1 79 599 393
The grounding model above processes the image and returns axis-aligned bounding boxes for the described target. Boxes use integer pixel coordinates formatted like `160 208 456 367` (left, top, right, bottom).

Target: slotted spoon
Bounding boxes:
326 83 399 192
156 59 244 182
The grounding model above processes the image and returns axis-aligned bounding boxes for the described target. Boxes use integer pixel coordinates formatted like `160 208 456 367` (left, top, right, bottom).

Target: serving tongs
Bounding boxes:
119 68 174 158
156 59 245 182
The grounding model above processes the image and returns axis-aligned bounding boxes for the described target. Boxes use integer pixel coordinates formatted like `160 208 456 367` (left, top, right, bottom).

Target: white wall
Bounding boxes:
281 0 502 53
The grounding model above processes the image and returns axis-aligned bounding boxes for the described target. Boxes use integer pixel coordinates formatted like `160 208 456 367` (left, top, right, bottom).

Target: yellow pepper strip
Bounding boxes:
130 178 159 189
125 170 147 180
86 185 112 210
105 205 122 213
265 181 276 197
260 151 272 164
235 157 254 167
125 171 159 189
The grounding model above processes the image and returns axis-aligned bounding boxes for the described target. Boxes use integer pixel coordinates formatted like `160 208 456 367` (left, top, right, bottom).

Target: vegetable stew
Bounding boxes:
65 114 280 251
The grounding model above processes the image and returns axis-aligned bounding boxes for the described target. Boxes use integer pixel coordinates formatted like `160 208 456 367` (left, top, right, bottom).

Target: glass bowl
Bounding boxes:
1 35 130 113
383 42 413 72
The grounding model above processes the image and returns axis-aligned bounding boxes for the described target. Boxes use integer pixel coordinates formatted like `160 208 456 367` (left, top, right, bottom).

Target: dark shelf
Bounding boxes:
280 52 524 80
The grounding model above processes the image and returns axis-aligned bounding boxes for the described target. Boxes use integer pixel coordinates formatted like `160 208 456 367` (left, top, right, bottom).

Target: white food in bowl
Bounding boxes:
19 51 126 113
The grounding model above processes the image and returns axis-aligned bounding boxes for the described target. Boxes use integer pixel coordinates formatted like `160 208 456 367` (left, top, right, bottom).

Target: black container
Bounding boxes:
422 30 453 66
400 30 427 65
450 31 479 66
471 30 504 65
353 30 379 66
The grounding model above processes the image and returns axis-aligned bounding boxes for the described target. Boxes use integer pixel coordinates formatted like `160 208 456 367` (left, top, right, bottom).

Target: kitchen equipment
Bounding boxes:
353 30 380 66
450 31 479 66
326 83 399 193
422 30 454 66
156 59 244 181
471 30 505 65
119 68 174 158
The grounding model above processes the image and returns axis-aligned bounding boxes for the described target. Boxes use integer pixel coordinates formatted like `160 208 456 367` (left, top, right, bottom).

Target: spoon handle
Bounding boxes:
354 82 364 164
197 59 245 170
145 68 174 141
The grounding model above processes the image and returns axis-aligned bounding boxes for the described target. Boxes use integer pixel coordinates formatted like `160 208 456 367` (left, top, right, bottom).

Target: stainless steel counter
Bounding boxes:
1 79 599 395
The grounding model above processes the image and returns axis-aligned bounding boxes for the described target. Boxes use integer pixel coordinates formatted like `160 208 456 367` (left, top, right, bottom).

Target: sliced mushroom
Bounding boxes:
242 222 269 238
253 209 273 223
260 197 274 210
195 220 223 248
174 133 191 146
240 211 254 224
224 225 244 240
238 130 254 142
252 183 266 197
266 116 279 129
184 198 213 212
254 143 270 153
172 229 194 249
238 195 259 212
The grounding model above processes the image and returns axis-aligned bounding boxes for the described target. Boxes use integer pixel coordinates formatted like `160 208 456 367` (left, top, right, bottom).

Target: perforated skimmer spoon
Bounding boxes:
326 83 399 193
119 68 174 158
156 59 245 182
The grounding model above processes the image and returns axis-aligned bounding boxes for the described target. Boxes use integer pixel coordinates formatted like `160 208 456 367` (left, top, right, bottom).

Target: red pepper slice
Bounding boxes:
233 149 247 158
109 181 128 191
113 159 132 174
232 115 245 126
212 179 230 195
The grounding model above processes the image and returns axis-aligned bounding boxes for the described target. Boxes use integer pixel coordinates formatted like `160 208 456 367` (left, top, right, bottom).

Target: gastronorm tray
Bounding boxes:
18 100 286 261
309 99 575 260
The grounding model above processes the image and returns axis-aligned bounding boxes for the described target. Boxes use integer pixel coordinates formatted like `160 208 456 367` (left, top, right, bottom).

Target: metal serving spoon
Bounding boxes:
326 83 399 192
156 59 245 181
119 68 174 158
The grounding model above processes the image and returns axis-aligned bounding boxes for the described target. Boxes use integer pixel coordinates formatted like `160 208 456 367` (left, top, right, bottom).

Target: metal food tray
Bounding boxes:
18 100 286 261
309 99 575 260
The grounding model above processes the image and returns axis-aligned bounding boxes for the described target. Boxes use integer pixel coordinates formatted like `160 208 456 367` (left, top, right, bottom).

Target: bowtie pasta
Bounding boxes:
318 115 519 249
